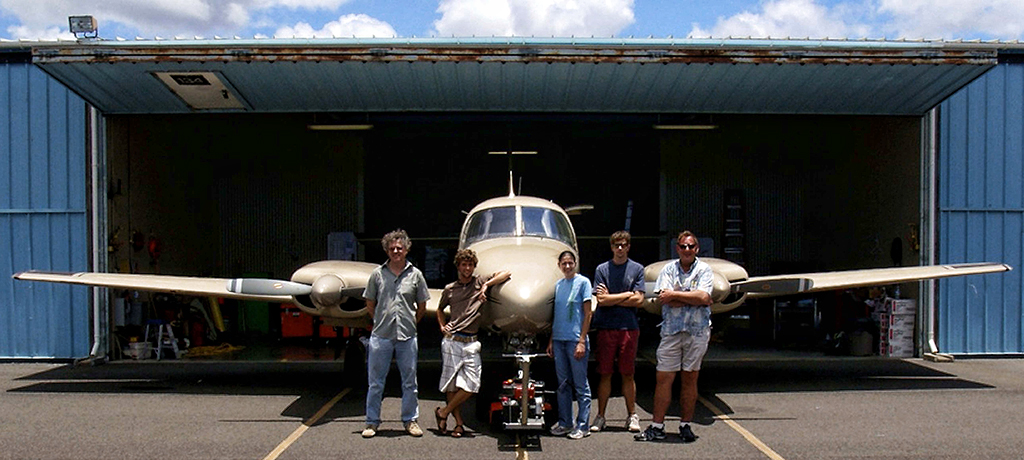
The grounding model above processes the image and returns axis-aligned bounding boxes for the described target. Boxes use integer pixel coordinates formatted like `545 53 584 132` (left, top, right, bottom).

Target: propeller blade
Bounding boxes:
226 278 312 296
731 278 814 295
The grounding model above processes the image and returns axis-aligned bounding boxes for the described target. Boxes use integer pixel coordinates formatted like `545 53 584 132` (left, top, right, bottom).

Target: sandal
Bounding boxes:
451 424 464 438
434 407 447 434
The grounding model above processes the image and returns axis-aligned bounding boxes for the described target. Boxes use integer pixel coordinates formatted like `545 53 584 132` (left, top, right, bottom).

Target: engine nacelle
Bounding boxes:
288 261 378 328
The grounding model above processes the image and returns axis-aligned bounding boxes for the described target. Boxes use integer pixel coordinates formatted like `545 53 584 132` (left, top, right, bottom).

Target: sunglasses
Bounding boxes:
677 243 697 250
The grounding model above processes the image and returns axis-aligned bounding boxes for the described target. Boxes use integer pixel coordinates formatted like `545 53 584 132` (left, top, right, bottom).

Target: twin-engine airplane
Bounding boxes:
14 184 1012 353
13 180 1013 432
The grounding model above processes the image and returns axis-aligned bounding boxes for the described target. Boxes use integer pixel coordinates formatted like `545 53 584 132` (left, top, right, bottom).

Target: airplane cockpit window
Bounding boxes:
463 206 517 246
463 205 576 248
522 206 575 247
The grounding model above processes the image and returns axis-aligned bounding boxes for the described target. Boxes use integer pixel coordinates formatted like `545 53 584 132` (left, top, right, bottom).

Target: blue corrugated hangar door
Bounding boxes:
938 62 1024 355
1 60 90 359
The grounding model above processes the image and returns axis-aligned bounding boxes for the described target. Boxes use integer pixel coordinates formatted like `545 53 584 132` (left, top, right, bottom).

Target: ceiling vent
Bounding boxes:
154 71 246 110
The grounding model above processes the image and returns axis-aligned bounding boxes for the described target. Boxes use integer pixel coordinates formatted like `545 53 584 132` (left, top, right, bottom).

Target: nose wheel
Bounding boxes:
494 352 550 451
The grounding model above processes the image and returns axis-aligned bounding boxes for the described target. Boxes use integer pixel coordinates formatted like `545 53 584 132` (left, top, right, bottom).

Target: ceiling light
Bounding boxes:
307 124 374 131
652 124 718 130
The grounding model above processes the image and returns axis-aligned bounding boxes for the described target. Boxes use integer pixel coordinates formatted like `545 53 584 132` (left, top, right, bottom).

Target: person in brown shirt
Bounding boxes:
434 249 510 437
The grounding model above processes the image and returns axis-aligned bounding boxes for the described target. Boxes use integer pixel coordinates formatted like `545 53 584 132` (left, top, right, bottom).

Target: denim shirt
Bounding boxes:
654 257 713 337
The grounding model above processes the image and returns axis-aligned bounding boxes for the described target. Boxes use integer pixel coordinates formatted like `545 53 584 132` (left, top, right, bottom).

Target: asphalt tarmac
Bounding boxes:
2 350 1024 459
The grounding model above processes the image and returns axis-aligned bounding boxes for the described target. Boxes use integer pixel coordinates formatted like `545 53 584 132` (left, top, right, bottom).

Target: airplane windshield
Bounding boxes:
463 206 517 245
463 205 575 248
522 206 575 247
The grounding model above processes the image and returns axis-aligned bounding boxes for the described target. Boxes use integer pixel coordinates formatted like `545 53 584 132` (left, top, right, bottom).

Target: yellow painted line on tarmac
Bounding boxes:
263 388 351 460
699 395 785 460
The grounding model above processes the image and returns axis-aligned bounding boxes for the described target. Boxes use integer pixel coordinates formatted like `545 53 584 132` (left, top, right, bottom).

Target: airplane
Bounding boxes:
13 176 1011 430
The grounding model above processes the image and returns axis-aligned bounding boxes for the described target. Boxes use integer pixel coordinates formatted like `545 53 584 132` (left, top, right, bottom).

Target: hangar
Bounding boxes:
2 36 1021 359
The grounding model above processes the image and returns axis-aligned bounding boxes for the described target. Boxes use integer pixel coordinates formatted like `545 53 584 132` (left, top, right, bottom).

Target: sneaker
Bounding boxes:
361 424 377 438
589 414 606 432
405 421 423 437
680 424 697 443
634 424 666 442
568 428 590 439
626 413 641 432
549 423 572 436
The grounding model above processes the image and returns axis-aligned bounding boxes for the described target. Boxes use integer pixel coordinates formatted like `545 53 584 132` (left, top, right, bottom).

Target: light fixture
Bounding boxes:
488 151 538 155
653 114 717 130
154 72 245 110
652 124 717 130
307 124 374 131
68 15 98 38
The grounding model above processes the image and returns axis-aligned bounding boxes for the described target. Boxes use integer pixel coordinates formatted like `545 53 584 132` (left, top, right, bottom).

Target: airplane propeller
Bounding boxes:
226 275 368 309
730 277 814 295
226 278 312 296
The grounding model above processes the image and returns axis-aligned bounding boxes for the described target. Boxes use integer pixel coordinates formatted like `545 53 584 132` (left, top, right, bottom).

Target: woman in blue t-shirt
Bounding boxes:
546 250 593 439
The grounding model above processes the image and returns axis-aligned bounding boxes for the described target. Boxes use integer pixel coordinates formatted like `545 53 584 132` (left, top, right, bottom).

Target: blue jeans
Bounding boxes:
552 339 591 431
365 335 419 425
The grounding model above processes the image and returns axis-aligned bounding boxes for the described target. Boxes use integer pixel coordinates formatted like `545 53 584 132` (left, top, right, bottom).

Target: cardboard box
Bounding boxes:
887 326 914 341
879 313 915 329
882 339 914 357
885 298 916 315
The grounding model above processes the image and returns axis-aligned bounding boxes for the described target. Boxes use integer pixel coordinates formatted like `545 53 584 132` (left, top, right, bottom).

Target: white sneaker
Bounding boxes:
405 421 423 437
627 413 641 432
361 424 377 438
590 414 606 432
568 428 590 439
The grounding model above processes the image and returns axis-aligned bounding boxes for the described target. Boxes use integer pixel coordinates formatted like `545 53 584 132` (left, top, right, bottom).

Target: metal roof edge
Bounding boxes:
21 35 1024 52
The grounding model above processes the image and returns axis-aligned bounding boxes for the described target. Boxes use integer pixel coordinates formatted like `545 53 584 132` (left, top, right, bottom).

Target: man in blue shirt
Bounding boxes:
635 231 713 443
589 231 645 433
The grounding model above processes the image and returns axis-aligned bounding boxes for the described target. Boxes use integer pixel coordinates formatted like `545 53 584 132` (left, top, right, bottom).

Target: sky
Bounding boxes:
1 0 1023 42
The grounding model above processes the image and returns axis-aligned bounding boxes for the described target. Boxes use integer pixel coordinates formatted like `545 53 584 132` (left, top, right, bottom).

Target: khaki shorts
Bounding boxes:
656 331 709 372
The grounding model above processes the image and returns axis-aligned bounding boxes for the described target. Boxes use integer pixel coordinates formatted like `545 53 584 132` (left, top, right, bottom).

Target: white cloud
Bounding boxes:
878 0 1024 39
688 0 1024 40
0 0 355 39
275 14 397 38
5 24 72 40
433 0 635 37
689 0 871 39
265 0 349 8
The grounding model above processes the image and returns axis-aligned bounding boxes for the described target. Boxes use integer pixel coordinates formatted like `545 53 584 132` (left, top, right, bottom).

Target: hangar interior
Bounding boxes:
103 111 923 356
19 37 1003 359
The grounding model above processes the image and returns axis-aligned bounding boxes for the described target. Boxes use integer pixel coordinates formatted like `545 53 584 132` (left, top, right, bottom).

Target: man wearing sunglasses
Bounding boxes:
635 231 713 443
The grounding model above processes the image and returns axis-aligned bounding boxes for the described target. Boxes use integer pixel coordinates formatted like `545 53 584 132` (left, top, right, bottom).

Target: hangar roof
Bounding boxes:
15 37 1014 116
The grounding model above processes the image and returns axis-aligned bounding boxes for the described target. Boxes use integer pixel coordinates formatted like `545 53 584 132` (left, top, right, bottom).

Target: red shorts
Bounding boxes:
595 329 640 375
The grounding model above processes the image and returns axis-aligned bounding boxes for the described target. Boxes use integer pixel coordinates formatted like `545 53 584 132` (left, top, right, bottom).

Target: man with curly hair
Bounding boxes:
434 249 510 437
362 229 430 438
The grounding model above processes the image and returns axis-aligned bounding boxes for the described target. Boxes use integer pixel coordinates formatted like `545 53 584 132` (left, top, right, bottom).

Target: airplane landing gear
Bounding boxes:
494 352 552 451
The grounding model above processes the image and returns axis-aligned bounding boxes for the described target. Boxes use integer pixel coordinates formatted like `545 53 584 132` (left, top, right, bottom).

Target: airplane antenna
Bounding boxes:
508 171 516 197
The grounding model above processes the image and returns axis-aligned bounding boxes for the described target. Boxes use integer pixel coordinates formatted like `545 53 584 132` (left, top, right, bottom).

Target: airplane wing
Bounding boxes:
13 271 292 303
16 268 448 326
739 262 1012 298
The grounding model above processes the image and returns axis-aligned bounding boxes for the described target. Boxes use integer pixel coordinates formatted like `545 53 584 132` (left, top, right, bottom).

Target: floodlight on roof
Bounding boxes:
68 16 97 39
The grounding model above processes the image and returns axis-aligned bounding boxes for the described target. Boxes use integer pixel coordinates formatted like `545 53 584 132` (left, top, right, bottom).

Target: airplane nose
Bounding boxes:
472 241 567 335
